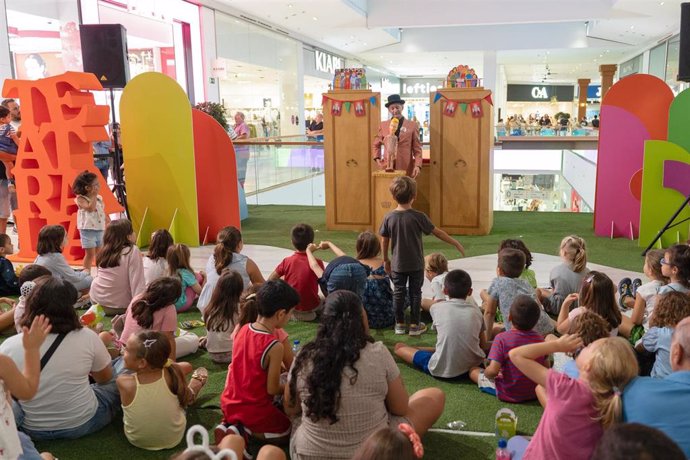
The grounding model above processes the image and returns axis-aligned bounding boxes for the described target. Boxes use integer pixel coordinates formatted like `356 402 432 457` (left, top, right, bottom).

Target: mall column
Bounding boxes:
577 78 590 122
600 65 618 99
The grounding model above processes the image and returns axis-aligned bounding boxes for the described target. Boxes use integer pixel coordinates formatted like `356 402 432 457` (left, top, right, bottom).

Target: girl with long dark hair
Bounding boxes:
285 290 445 459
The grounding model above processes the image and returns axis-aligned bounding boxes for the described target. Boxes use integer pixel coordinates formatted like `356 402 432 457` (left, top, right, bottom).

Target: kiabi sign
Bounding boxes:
315 50 342 74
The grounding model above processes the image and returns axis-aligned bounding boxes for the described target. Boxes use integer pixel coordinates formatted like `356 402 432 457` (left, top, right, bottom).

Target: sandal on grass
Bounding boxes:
188 367 208 403
180 320 205 329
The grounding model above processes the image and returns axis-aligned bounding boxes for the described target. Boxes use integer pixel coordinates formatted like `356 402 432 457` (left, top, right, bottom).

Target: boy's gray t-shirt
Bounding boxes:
428 298 485 378
488 276 534 331
379 209 434 272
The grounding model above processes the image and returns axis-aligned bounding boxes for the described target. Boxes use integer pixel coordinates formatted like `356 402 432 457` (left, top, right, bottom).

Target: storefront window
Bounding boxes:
6 0 82 79
666 35 682 94
649 42 667 80
619 54 642 78
215 13 302 138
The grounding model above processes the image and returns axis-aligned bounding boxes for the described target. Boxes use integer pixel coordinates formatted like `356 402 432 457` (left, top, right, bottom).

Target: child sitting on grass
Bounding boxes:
509 335 638 460
269 224 323 322
394 269 485 379
0 315 54 460
143 229 173 285
556 271 621 336
658 244 690 295
167 243 205 312
619 249 667 341
117 330 207 450
537 235 589 315
470 295 545 403
637 291 690 378
482 248 553 339
12 265 51 332
216 280 300 447
0 233 19 295
233 285 294 370
499 239 538 288
421 253 448 311
201 270 243 364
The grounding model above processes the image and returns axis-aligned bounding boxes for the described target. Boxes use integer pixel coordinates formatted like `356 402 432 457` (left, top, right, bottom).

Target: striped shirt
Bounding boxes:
489 329 545 402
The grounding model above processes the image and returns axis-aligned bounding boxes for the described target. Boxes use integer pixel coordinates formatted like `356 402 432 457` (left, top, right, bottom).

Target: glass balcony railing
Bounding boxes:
234 135 325 206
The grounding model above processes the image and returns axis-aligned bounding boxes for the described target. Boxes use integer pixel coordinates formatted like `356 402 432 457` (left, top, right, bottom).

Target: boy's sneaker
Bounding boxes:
227 423 254 460
617 277 632 309
409 322 427 336
394 323 407 335
632 278 642 297
214 423 229 444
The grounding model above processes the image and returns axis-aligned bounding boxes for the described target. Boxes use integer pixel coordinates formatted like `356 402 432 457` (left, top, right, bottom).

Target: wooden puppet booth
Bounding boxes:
323 65 494 235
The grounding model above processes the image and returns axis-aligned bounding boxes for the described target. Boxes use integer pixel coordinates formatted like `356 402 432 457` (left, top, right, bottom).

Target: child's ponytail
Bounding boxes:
561 235 587 273
134 330 188 407
166 362 190 408
587 337 638 428
238 286 259 327
214 226 242 275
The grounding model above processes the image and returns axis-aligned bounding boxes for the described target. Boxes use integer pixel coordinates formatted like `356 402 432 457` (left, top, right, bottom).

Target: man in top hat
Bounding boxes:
372 94 423 178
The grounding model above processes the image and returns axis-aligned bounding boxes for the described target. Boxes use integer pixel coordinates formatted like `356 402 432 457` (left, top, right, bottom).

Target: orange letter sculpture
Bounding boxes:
2 72 123 262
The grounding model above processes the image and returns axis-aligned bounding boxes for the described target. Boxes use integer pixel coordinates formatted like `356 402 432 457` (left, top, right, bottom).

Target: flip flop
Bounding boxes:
188 367 208 404
180 320 205 329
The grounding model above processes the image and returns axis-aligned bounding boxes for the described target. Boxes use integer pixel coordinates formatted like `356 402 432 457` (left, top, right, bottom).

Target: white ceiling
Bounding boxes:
208 0 683 82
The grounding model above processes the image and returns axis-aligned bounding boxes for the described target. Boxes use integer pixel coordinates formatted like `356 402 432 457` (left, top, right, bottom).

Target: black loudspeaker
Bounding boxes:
679 3 690 82
80 24 130 88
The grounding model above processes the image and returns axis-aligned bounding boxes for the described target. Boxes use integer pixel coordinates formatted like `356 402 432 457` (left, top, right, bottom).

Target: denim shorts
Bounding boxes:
80 229 104 249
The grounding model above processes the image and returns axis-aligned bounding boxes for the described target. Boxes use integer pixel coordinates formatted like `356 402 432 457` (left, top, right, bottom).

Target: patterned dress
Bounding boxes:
361 265 395 329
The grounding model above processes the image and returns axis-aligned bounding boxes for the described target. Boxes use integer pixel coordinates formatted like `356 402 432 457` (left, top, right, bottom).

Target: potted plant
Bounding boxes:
193 101 229 131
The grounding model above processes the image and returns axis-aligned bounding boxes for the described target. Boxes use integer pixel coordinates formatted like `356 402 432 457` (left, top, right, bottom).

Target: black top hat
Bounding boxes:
385 94 405 108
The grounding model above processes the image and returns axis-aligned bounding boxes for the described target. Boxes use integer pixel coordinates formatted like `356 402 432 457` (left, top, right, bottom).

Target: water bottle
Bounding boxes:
496 438 512 460
291 340 301 354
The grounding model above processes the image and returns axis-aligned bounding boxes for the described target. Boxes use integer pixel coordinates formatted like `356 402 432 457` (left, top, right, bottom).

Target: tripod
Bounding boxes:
107 88 129 218
642 194 690 256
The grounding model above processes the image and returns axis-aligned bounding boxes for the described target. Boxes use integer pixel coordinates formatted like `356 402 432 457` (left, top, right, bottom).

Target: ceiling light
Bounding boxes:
312 16 318 20
660 1 664 4
288 3 293 7
630 26 635 30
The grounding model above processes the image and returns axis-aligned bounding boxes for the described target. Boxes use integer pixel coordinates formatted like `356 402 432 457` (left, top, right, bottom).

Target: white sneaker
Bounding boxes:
394 323 407 335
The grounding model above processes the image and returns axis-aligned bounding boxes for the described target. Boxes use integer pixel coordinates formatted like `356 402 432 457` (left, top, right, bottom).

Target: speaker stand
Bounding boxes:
642 194 690 256
108 88 130 219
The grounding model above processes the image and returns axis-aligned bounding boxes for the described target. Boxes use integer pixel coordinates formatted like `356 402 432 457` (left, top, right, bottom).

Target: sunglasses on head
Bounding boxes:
660 257 673 266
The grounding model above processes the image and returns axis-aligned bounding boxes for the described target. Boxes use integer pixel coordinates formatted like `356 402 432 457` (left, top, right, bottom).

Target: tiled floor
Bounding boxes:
191 244 644 302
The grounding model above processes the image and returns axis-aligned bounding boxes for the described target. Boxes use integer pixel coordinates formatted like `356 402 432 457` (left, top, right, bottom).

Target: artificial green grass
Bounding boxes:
8 208 648 459
20 310 541 460
242 206 645 272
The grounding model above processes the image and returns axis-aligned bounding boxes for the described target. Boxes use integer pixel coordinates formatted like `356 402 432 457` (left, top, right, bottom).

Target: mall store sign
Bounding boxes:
401 78 445 97
507 84 575 102
315 50 342 74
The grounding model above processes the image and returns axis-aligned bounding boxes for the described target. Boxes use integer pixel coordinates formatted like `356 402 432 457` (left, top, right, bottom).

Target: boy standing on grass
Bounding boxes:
380 176 465 336
394 269 485 378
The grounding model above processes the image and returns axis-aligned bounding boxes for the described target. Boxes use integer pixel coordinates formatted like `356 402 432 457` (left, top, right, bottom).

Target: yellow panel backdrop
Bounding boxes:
120 72 199 246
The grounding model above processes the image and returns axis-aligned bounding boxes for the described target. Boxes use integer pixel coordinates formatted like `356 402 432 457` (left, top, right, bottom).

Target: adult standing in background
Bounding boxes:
372 94 423 179
233 112 250 187
0 99 20 233
306 113 324 141
233 112 250 140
